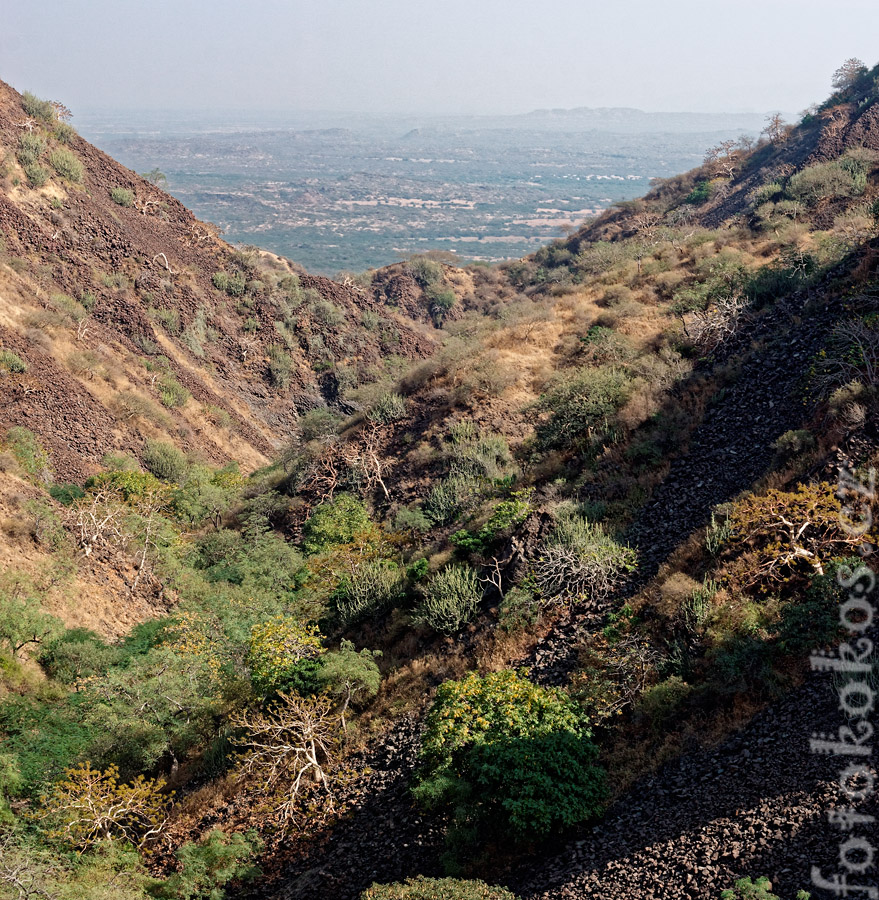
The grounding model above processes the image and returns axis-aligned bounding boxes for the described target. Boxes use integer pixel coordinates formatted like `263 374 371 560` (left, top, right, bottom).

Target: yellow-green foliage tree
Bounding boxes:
414 670 606 840
246 616 324 694
36 763 169 850
726 483 876 588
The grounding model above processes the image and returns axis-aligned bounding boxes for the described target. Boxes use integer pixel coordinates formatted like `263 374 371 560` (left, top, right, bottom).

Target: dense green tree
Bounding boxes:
149 828 262 899
317 641 382 727
414 670 606 841
301 494 376 554
0 590 63 660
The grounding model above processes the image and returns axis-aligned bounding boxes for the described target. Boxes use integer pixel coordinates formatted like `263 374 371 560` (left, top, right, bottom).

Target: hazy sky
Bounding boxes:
2 0 878 116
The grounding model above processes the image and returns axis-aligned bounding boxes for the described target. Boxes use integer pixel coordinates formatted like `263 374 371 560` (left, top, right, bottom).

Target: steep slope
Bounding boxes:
0 78 436 633
2 66 879 900
0 77 436 483
262 70 879 899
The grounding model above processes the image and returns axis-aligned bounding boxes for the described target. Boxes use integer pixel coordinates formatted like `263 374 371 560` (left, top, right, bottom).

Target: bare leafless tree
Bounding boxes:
631 211 665 274
233 693 340 821
135 196 161 217
762 112 790 145
704 139 740 179
303 438 343 501
832 58 868 92
686 293 751 352
67 491 128 558
477 552 515 601
152 252 178 275
340 422 392 500
49 102 73 122
185 222 223 246
35 763 169 850
0 834 58 900
814 318 879 392
130 491 168 594
76 315 90 343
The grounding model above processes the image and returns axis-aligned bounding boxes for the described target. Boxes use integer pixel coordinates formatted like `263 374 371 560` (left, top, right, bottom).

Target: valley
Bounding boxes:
1 65 878 900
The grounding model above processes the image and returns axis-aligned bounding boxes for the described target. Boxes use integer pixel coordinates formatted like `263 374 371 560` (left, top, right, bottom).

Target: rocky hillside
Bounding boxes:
0 75 436 482
2 62 879 900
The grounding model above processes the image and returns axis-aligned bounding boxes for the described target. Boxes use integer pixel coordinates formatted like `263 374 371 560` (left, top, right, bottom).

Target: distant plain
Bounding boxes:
78 107 770 274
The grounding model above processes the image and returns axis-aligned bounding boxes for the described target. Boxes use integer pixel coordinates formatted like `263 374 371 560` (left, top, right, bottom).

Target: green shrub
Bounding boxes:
53 121 75 144
39 628 120 684
102 272 130 291
279 273 304 303
721 875 811 900
182 307 211 357
141 439 188 483
777 558 854 654
636 676 693 729
752 181 783 205
157 374 190 408
424 474 481 526
368 392 408 423
299 408 341 441
267 345 293 389
446 426 514 481
302 494 373 554
0 694 95 796
451 493 532 553
534 514 637 606
416 564 482 633
50 292 87 323
24 163 49 188
113 391 171 427
407 558 430 581
415 670 606 840
361 877 519 900
150 829 263 900
786 150 876 206
150 306 180 334
394 505 431 533
426 285 457 323
5 426 52 483
334 559 404 624
407 257 444 287
536 366 632 452
0 349 27 373
212 271 229 292
75 647 221 775
246 616 323 695
171 464 237 526
498 586 539 633
213 270 246 297
48 482 85 505
684 180 714 204
309 298 344 327
317 640 382 715
16 133 46 166
102 451 142 472
48 148 84 183
110 187 134 207
21 91 56 122
0 585 64 662
85 470 165 503
772 428 816 457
